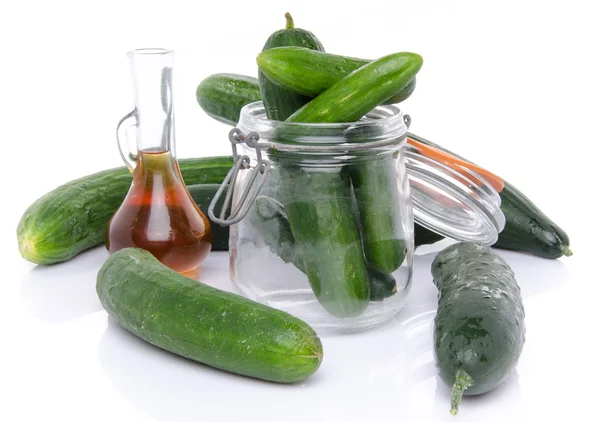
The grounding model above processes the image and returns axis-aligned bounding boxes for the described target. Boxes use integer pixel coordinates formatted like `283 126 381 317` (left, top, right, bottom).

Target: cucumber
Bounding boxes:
257 46 416 104
278 166 370 317
432 242 525 415
414 222 444 246
17 157 232 265
408 132 572 258
187 184 229 251
259 13 324 121
97 248 323 383
286 53 422 275
351 152 407 273
249 195 397 301
287 52 423 123
367 269 397 302
494 181 572 258
196 73 262 126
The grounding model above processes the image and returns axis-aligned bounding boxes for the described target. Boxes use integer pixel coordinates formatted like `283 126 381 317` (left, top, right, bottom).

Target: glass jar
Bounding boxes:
211 102 504 333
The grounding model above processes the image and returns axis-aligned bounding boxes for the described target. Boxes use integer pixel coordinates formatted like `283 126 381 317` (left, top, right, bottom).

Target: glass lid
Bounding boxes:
403 133 505 245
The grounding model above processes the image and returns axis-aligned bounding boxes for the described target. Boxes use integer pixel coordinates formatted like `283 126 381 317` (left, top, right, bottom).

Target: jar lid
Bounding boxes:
403 134 505 245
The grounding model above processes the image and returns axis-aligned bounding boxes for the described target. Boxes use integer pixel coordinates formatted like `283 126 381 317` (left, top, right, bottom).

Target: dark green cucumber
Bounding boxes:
196 73 262 126
97 248 323 383
287 52 422 123
259 13 324 121
250 195 397 301
432 242 525 415
414 222 444 246
187 184 229 251
366 269 397 302
493 180 571 258
278 166 370 317
257 46 417 104
408 132 572 258
17 157 232 265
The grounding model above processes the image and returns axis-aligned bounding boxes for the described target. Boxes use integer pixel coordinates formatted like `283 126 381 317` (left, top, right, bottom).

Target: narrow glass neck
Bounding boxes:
128 49 175 155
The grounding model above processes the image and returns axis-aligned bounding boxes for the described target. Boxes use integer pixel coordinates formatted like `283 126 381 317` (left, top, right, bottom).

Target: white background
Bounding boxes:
1 1 598 421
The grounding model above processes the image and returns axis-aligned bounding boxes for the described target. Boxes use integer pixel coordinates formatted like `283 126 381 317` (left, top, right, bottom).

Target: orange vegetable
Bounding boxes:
406 137 505 193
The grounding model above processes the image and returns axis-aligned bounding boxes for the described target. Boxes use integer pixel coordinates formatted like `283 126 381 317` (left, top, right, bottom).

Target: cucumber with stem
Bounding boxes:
258 13 324 121
432 242 525 415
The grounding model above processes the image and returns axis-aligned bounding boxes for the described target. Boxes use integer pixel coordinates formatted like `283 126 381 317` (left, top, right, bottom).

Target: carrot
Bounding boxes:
406 137 505 192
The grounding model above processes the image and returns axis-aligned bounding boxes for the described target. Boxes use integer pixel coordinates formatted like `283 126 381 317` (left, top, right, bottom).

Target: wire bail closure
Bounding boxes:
208 128 271 227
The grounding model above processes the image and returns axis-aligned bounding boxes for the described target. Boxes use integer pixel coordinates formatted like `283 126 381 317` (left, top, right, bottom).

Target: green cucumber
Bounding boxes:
97 248 323 383
286 52 422 275
278 166 370 317
259 13 324 121
408 132 572 258
287 52 422 123
17 157 232 265
257 46 417 104
250 195 397 301
351 153 407 273
196 73 262 126
432 242 525 415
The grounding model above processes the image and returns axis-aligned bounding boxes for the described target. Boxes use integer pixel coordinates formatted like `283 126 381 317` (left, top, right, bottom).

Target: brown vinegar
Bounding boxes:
106 151 212 277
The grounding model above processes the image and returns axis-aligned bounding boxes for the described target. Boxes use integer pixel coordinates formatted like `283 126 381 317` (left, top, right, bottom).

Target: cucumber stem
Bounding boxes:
561 245 573 257
450 369 473 416
285 12 294 29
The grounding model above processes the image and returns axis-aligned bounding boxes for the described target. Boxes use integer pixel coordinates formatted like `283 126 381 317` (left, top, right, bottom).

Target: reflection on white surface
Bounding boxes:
19 247 108 324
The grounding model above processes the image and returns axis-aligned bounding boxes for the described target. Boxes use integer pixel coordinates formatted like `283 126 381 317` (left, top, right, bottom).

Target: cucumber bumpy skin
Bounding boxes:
432 242 525 415
97 248 323 383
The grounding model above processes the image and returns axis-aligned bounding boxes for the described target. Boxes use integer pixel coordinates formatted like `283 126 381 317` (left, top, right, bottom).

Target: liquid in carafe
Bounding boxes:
106 151 211 277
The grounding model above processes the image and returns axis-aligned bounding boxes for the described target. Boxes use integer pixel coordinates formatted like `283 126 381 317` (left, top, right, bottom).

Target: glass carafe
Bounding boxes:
106 48 212 277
